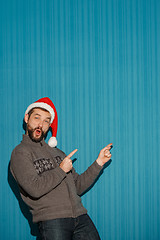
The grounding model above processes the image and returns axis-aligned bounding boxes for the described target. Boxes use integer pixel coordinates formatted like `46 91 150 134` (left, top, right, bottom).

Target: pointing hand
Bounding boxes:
96 143 113 166
60 149 78 173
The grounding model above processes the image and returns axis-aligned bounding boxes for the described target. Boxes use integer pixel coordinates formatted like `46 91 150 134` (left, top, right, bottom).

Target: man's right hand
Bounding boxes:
59 149 78 173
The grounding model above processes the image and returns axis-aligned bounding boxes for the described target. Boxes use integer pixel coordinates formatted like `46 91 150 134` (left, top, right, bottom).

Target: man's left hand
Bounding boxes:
96 143 113 166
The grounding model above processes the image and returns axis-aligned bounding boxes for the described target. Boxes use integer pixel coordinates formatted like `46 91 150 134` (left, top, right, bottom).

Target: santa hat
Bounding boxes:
25 97 58 147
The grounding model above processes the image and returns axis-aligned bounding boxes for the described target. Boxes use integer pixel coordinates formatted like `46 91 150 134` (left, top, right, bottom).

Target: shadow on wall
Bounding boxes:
7 163 41 240
81 159 112 196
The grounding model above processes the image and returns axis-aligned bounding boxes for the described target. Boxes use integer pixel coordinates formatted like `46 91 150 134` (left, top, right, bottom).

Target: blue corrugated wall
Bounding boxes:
0 0 160 239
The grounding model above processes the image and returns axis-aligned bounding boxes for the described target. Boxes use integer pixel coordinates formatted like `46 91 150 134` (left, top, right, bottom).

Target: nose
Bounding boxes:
38 120 43 128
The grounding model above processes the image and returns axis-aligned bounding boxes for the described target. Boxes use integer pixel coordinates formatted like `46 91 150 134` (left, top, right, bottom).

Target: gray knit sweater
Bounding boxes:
10 135 103 223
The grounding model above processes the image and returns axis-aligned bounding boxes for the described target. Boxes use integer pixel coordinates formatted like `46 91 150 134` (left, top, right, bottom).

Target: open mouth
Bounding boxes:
35 129 42 136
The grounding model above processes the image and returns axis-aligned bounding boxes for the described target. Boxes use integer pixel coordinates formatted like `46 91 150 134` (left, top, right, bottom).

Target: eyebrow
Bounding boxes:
34 113 51 120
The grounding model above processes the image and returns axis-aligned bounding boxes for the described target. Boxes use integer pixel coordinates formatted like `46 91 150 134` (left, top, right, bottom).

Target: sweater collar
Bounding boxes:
22 134 46 147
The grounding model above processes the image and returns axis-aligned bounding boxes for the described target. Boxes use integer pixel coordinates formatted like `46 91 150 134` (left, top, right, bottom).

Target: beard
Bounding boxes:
27 124 47 143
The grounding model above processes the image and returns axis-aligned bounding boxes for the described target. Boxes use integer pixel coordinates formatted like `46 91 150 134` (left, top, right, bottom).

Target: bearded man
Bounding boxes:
10 97 112 240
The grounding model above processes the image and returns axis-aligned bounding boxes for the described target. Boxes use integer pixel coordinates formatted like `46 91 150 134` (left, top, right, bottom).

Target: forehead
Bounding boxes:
31 108 51 118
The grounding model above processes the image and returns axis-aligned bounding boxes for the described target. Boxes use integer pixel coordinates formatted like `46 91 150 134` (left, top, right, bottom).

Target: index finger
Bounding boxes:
67 149 78 159
102 143 113 151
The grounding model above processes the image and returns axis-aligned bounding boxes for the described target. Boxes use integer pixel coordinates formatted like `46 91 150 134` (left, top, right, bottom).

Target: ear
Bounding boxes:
24 114 29 124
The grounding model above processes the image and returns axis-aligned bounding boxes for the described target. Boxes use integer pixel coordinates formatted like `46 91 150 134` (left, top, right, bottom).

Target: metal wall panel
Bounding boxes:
0 0 160 239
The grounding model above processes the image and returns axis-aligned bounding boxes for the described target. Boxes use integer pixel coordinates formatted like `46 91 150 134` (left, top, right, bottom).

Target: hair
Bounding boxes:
28 107 50 119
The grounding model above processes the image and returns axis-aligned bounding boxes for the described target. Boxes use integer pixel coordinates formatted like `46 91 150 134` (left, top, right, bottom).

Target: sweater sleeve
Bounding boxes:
10 147 67 199
71 160 103 196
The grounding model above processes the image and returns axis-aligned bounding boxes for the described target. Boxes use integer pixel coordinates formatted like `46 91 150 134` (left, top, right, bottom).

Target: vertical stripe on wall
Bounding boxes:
0 0 160 239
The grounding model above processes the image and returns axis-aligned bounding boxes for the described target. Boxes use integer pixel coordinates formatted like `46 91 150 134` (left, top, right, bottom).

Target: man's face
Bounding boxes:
25 108 51 142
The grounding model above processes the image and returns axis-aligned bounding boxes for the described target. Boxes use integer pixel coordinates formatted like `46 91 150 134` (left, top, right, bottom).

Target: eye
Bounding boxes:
45 120 50 123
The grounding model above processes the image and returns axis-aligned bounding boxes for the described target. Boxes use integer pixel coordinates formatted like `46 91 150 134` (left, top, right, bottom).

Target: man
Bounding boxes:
10 97 112 240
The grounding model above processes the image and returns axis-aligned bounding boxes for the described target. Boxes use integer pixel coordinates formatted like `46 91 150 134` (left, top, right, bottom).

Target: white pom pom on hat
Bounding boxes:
25 97 58 147
48 137 57 148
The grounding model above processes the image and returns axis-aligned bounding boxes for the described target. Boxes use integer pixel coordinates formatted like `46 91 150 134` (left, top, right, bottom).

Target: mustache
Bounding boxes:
29 127 42 132
34 127 42 131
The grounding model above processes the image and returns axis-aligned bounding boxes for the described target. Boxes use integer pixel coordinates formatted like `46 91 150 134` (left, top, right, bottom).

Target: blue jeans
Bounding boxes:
38 214 101 240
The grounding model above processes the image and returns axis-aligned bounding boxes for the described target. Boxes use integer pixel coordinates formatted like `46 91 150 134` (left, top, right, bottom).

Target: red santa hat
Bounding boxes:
25 97 58 147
